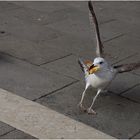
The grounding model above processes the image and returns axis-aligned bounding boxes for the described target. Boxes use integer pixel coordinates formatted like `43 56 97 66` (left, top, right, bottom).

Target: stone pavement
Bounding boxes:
0 1 139 139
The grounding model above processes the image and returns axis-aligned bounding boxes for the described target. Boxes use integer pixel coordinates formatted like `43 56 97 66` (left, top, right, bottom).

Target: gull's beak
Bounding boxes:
89 65 100 74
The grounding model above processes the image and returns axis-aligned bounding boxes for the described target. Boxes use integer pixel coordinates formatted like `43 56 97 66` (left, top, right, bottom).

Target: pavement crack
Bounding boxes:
43 68 79 81
119 84 140 96
33 80 79 101
112 53 138 65
100 19 116 25
0 51 39 66
38 53 73 66
0 128 16 137
130 72 140 77
109 88 140 104
119 94 140 104
103 33 125 43
129 130 140 139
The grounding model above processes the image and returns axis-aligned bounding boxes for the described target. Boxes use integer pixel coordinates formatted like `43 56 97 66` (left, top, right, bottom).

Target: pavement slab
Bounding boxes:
103 38 139 65
105 35 140 53
1 5 63 26
0 88 114 139
0 34 70 65
0 53 75 100
0 1 139 139
122 85 140 103
0 13 63 43
94 1 140 22
0 12 72 65
46 5 124 43
1 2 88 27
99 20 125 42
0 2 21 12
133 132 140 139
13 1 73 13
0 121 36 139
0 121 14 136
47 17 92 40
37 81 140 139
41 54 83 80
108 73 140 94
0 129 36 139
41 33 97 60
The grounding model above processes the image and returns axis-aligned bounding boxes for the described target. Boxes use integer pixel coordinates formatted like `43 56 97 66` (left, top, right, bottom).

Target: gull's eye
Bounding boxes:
99 61 104 64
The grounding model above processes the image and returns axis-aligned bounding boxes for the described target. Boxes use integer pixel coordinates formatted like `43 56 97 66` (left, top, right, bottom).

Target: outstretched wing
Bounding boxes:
88 1 104 57
114 62 140 73
78 58 93 75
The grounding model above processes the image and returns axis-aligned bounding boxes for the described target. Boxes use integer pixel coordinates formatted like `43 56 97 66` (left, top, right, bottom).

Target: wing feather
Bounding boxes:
78 58 88 74
88 1 104 57
78 58 93 75
114 62 140 73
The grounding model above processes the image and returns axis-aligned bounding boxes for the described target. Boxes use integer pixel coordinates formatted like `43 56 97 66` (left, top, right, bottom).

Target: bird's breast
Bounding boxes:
86 70 115 89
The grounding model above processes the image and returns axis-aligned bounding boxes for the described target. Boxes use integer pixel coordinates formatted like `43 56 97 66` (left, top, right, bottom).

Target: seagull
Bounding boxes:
78 1 140 115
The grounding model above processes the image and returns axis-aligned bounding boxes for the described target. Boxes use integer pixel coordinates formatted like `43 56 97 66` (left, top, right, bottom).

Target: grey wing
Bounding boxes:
114 62 140 73
88 1 104 57
78 58 89 75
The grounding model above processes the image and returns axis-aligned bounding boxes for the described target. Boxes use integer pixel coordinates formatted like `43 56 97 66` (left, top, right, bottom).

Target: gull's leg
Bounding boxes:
78 83 90 111
87 89 102 115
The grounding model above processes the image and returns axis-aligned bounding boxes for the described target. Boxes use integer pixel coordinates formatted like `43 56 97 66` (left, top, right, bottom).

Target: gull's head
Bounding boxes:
89 57 108 74
93 57 108 68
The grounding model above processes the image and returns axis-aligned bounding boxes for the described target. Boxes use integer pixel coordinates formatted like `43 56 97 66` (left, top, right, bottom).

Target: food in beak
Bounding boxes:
89 65 100 74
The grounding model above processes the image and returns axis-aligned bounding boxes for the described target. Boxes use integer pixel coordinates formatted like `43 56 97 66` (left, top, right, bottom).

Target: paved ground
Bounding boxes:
0 1 139 139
